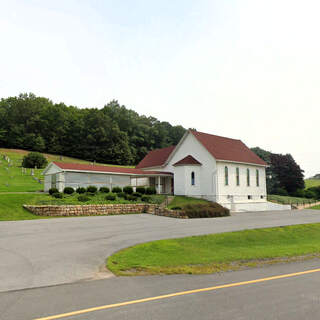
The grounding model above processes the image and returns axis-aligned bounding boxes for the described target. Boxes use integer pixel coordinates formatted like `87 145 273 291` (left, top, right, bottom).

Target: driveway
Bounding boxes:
1 209 320 293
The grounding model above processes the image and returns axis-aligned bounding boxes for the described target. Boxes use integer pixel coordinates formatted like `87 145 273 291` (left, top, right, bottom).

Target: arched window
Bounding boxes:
256 169 259 186
236 167 240 186
191 171 195 185
247 168 250 186
225 166 229 186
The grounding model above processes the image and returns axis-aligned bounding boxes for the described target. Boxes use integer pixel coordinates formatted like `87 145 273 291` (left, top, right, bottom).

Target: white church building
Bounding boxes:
43 130 289 212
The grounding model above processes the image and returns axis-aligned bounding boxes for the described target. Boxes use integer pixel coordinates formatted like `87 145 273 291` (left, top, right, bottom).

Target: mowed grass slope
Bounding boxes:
305 179 320 189
108 223 320 276
267 194 317 205
0 148 134 192
167 196 210 209
0 194 52 220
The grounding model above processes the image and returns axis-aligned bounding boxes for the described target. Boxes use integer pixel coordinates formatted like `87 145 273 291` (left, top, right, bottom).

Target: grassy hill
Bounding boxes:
305 179 320 189
0 148 134 192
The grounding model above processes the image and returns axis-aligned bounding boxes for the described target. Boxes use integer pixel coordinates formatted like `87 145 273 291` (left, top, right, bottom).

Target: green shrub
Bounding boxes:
76 187 86 194
86 192 96 197
22 152 48 168
105 193 116 201
99 187 110 193
141 195 151 202
304 190 317 199
63 187 74 194
133 192 142 198
49 187 59 195
307 186 320 200
78 195 90 202
274 187 288 196
112 187 122 193
86 185 97 193
171 206 182 210
118 192 126 198
52 192 63 199
183 203 230 218
293 189 305 198
146 186 156 195
127 194 137 201
123 186 133 194
136 187 146 194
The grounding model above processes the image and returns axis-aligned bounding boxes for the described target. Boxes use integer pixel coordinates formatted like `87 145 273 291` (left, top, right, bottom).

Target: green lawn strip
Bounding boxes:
0 194 53 220
311 205 320 210
107 223 320 276
267 194 316 205
0 193 165 221
305 179 320 189
167 196 210 209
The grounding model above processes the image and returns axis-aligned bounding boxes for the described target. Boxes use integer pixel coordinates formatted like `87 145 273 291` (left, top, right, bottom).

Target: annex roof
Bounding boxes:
135 145 175 169
173 155 202 166
190 130 267 166
49 162 172 176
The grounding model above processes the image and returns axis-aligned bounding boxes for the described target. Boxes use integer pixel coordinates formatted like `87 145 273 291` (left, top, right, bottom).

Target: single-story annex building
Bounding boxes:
43 130 289 212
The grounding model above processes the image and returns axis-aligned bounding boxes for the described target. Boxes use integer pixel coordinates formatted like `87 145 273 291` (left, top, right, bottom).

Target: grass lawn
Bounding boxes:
107 223 320 276
0 193 165 221
167 196 210 209
0 148 134 192
0 194 52 221
267 194 317 205
311 205 320 210
305 179 320 189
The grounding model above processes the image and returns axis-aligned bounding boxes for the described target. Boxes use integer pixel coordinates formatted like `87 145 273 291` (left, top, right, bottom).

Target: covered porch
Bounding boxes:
130 173 173 195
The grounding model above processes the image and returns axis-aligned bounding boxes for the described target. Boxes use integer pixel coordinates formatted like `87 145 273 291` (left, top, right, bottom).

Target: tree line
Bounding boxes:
0 93 186 165
251 147 305 195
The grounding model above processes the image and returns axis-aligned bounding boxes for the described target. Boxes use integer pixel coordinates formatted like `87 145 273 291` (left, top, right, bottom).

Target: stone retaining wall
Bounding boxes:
23 204 157 216
292 201 320 210
154 207 188 219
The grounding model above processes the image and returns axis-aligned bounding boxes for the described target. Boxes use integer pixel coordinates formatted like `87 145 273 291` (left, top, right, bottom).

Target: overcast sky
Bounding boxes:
0 0 319 177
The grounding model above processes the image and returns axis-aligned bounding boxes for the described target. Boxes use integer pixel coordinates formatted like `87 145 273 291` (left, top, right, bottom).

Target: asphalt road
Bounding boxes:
1 209 320 293
1 259 320 320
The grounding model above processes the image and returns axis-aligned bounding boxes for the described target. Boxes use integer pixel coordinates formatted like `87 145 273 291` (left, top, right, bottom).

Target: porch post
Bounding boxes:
157 176 161 194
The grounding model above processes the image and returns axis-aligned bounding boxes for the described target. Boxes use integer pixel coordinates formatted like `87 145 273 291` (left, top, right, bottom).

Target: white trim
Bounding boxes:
216 159 267 167
42 163 62 175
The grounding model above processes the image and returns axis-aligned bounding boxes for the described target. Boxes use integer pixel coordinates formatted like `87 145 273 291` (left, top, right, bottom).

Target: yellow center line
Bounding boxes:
34 267 320 320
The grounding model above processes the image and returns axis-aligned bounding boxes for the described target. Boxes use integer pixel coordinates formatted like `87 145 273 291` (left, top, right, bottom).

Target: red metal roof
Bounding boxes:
52 162 172 175
135 145 175 169
190 131 267 166
173 155 202 166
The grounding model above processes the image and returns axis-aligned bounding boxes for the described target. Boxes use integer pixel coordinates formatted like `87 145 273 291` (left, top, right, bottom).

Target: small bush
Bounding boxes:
307 186 320 200
123 186 133 194
86 185 97 193
126 194 137 201
52 192 63 199
133 192 142 198
136 187 146 194
49 187 59 195
100 187 110 193
22 152 48 168
304 190 317 199
76 187 86 194
146 186 156 195
141 195 151 202
63 187 74 194
292 189 305 198
171 206 182 210
78 195 90 202
105 193 117 201
183 203 230 218
86 192 96 197
112 186 122 193
118 192 126 198
274 187 288 196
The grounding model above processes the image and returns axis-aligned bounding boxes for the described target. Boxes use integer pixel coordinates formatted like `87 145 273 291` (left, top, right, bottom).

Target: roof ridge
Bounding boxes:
190 130 241 142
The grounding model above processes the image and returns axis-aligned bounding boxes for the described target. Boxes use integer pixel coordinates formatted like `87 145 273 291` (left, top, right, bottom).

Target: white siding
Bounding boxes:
217 161 267 207
64 172 130 190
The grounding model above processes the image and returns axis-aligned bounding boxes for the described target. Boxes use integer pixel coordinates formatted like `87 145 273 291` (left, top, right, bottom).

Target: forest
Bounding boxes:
0 93 186 165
